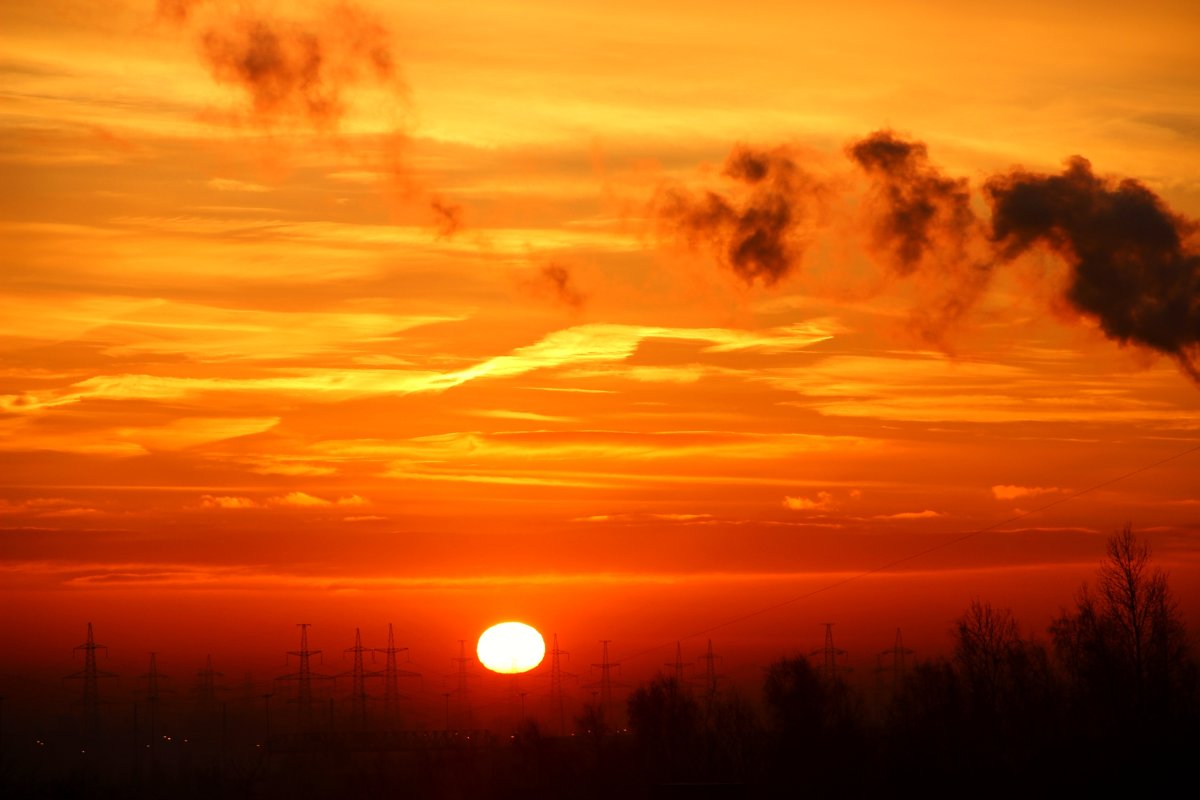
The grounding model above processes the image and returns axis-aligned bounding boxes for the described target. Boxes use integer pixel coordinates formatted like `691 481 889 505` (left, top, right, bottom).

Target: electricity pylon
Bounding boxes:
811 623 850 679
879 627 914 690
376 623 420 727
276 624 332 731
548 633 573 735
340 628 382 730
698 639 722 710
139 652 169 755
65 622 116 738
583 640 624 724
195 655 222 712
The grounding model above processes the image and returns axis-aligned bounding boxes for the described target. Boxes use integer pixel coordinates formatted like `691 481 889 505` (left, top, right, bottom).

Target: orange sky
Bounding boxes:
2 0 1199 708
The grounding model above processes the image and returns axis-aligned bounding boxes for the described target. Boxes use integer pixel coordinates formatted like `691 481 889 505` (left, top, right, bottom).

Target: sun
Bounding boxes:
476 621 546 674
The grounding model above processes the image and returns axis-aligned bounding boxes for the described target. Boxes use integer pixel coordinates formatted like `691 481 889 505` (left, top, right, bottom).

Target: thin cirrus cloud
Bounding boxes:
0 416 280 456
767 354 1199 426
0 320 837 414
0 296 463 363
199 492 367 510
314 429 870 465
992 485 1065 500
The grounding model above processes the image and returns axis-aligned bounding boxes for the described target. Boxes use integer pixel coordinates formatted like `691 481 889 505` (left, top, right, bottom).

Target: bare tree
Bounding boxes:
1051 523 1192 722
953 599 1022 708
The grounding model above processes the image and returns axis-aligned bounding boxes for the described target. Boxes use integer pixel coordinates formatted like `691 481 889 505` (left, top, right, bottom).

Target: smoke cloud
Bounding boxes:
986 157 1200 376
430 197 464 239
847 130 993 343
848 130 977 275
653 145 824 287
194 2 397 129
537 263 585 309
661 131 1200 380
163 2 470 236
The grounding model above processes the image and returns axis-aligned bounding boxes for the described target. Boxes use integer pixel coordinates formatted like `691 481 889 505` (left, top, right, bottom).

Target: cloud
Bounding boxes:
986 156 1200 379
465 409 578 422
782 491 834 511
991 485 1063 500
200 495 258 509
653 144 825 286
0 321 830 412
206 177 271 193
874 510 943 520
572 512 715 524
200 492 367 510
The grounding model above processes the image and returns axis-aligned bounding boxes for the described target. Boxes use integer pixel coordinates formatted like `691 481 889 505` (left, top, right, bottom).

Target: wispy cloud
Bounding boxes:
873 510 943 520
199 492 367 510
991 485 1064 500
783 492 834 511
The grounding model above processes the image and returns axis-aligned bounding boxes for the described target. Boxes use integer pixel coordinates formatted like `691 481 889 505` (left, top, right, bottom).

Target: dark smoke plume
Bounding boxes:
156 0 205 24
189 2 397 129
987 157 1200 376
848 130 977 274
537 263 585 309
654 145 822 287
430 197 464 238
848 130 993 342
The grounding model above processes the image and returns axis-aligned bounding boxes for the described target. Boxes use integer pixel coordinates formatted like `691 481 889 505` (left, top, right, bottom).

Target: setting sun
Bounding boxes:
477 622 546 674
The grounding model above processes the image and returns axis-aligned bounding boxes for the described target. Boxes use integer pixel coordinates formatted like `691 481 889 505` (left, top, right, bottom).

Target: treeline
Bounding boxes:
612 524 1199 794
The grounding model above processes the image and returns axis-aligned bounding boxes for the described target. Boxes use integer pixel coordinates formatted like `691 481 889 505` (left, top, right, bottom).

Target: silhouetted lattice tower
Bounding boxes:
879 627 914 690
377 622 419 726
341 628 382 730
548 633 572 735
584 640 622 723
195 655 222 712
666 641 691 688
811 623 849 679
65 622 116 737
139 652 169 754
276 624 331 730
450 639 474 727
698 639 723 710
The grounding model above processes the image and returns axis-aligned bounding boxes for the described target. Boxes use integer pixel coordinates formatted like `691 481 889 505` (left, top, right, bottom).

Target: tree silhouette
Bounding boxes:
1051 523 1193 726
953 599 1023 716
626 674 701 780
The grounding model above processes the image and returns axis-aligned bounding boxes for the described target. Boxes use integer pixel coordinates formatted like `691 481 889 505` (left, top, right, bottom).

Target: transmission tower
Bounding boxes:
276 624 332 730
666 641 691 687
583 640 622 723
377 623 420 726
811 623 849 679
879 628 914 690
65 622 116 737
340 628 383 730
139 652 169 755
698 639 722 710
547 633 572 735
195 655 222 712
450 639 473 728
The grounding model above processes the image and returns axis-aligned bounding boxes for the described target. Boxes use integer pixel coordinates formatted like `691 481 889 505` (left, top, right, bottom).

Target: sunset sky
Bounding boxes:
2 0 1199 704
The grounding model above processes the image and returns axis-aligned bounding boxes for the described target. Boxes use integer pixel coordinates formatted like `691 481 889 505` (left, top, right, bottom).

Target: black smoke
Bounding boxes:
653 145 823 287
986 157 1200 376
